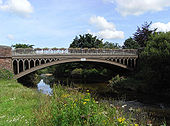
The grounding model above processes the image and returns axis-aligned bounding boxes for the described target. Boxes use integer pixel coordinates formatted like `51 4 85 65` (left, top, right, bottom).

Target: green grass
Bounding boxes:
1 79 164 126
0 79 46 126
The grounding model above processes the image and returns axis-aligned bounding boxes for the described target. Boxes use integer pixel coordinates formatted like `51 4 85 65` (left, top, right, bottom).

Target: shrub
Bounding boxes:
71 68 83 76
108 75 125 88
0 68 13 80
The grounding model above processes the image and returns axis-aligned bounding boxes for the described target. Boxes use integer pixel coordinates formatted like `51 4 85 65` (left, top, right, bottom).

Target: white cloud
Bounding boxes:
97 30 124 39
105 0 170 16
89 16 124 39
90 16 115 30
0 0 33 17
151 22 170 32
7 34 14 40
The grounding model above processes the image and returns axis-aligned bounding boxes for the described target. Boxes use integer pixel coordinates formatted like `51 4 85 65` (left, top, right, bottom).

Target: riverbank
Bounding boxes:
0 79 46 125
0 79 165 125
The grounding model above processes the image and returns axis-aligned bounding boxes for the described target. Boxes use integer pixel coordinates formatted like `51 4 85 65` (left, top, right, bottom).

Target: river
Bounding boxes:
37 74 170 126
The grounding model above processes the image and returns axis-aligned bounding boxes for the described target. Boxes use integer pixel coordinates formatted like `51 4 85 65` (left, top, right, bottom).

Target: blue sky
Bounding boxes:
0 0 170 48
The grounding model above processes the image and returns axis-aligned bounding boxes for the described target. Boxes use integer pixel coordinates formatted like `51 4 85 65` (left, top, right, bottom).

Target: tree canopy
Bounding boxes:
139 32 170 88
70 33 120 49
103 42 120 49
12 44 34 49
133 22 156 48
123 37 140 49
142 32 170 56
69 33 103 48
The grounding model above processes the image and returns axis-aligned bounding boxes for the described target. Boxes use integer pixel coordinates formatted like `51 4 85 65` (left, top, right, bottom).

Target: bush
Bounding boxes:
71 68 83 76
108 75 125 88
0 68 13 80
83 68 98 77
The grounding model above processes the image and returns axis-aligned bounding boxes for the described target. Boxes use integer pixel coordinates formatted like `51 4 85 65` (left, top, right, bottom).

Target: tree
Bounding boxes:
133 22 156 47
141 32 170 57
139 32 170 90
12 44 34 49
103 42 120 49
123 37 140 49
69 33 103 48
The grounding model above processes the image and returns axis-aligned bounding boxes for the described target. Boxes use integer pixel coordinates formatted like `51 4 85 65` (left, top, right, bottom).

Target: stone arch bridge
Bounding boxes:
0 46 138 79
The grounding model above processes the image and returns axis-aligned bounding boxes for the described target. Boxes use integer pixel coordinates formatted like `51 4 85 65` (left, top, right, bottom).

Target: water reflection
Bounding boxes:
37 80 52 95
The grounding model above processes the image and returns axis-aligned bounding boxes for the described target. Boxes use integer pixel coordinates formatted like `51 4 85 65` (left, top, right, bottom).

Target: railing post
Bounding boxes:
127 59 129 66
39 59 41 65
123 59 125 65
34 60 36 67
28 60 30 69
119 58 121 63
130 59 133 67
17 60 19 74
134 59 136 68
23 60 25 71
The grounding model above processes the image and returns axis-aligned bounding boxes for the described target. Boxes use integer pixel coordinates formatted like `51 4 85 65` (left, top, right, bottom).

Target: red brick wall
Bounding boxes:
0 46 12 72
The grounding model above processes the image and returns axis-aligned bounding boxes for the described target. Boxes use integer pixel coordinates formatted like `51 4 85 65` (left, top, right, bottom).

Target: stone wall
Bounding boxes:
0 46 12 72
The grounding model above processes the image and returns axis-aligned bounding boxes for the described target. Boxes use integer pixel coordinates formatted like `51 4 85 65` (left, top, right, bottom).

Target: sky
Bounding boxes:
0 0 170 48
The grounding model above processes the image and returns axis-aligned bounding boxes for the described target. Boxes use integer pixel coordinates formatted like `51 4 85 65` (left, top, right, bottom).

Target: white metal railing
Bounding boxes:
12 48 138 56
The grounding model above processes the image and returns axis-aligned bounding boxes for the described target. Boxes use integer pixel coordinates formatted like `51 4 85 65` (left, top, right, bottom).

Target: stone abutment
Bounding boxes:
0 45 12 72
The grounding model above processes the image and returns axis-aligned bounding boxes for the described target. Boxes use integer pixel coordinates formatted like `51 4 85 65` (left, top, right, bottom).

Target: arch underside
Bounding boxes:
14 58 132 79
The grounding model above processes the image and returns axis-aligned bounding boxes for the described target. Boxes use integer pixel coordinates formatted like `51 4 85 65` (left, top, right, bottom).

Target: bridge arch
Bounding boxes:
14 58 132 79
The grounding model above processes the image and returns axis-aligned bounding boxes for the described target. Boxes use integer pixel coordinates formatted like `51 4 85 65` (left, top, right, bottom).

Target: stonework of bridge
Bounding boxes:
0 46 138 79
0 46 12 72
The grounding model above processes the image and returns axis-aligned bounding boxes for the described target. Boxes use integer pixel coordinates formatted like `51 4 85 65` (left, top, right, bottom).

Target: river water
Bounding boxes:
37 75 170 125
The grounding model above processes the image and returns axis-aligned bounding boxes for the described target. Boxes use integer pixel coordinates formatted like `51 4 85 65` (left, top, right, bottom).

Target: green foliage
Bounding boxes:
37 66 56 75
133 22 156 47
11 43 34 49
142 32 170 56
138 32 170 91
108 75 125 88
82 68 99 77
51 62 114 82
53 63 79 77
70 33 103 48
70 33 120 49
0 69 13 80
71 68 83 76
103 41 120 49
123 37 140 49
34 85 140 126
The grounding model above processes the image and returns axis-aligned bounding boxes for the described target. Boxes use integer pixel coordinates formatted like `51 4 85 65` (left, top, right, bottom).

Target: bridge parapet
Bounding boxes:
12 48 138 56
